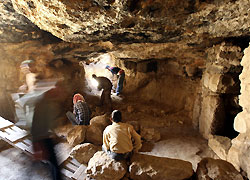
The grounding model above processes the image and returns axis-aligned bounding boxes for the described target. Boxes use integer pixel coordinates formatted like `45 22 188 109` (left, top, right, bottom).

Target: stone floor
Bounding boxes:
0 125 217 180
0 93 218 180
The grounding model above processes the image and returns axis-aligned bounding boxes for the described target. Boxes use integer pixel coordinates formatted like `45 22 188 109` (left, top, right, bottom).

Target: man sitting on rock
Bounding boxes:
102 110 142 161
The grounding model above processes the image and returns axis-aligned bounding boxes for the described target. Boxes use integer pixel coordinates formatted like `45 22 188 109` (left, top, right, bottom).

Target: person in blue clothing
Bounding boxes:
105 65 125 96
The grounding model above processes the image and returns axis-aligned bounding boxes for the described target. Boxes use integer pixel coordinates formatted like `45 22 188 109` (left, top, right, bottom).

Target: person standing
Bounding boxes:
66 93 92 125
31 82 65 180
105 65 125 96
92 74 112 112
102 110 142 161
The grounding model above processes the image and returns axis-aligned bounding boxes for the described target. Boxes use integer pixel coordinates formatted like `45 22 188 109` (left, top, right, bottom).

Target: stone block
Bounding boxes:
208 135 231 160
199 95 225 139
196 158 243 180
129 153 193 180
70 143 101 164
86 151 127 180
67 125 87 146
140 126 161 142
85 114 111 145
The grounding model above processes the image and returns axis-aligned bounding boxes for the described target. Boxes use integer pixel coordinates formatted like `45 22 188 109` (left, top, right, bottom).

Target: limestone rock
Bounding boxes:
85 114 111 145
208 135 231 160
199 95 225 139
129 153 193 180
67 125 87 146
140 126 161 142
86 151 127 180
54 124 74 137
196 158 243 180
70 143 101 164
227 134 250 178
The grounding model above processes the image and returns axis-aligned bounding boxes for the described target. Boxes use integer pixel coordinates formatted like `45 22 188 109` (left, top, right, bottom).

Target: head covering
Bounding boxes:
73 93 85 104
20 60 34 68
105 65 110 70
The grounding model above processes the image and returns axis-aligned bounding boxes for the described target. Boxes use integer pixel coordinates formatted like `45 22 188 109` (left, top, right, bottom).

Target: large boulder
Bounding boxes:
86 151 127 180
85 114 110 145
67 125 87 146
129 153 193 180
70 143 101 164
196 158 243 180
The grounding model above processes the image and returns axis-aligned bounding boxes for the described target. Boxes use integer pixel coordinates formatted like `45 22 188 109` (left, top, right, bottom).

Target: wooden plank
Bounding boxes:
15 142 30 151
5 130 28 142
23 138 32 146
0 131 8 139
24 144 34 154
11 126 27 134
5 127 15 135
70 158 81 167
0 117 13 129
65 162 79 172
72 164 87 180
61 168 74 178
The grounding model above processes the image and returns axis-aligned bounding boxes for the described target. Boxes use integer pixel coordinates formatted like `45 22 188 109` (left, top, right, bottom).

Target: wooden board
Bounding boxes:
0 117 13 129
72 164 87 180
0 116 84 180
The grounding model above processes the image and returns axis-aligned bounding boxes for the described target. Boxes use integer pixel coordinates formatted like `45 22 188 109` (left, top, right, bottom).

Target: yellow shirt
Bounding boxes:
103 122 142 154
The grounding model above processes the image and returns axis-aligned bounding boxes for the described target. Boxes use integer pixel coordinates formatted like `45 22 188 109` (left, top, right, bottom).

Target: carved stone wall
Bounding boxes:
197 42 243 139
227 45 250 179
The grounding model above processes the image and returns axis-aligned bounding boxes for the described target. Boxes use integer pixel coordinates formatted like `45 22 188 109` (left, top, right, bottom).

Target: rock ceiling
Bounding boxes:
1 0 250 63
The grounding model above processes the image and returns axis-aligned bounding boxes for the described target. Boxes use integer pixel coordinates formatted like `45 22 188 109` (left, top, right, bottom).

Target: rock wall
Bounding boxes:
227 45 250 179
197 42 243 139
116 58 202 118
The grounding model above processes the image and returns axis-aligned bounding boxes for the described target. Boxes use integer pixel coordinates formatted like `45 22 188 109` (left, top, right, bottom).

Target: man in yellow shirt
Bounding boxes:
102 110 142 161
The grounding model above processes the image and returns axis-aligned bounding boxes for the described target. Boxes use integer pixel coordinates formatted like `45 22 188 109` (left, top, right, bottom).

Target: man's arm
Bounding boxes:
102 129 110 151
130 126 142 153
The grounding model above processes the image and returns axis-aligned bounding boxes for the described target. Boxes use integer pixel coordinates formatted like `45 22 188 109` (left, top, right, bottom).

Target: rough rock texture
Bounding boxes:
140 126 161 142
129 153 193 180
208 135 231 160
196 158 243 180
198 42 242 139
85 114 110 145
86 151 127 180
11 0 250 45
66 125 87 146
0 0 55 43
227 46 250 179
70 143 101 164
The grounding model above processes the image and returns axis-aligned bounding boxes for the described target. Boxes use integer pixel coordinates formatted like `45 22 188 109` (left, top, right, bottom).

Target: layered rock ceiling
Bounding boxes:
1 0 250 62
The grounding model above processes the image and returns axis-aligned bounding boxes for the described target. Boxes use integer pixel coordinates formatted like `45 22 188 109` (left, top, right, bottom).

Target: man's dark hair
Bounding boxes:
92 74 97 78
111 110 122 123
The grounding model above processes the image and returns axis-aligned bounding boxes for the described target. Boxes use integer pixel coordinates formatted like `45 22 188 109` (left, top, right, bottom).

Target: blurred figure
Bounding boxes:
19 59 38 93
66 93 92 125
31 82 65 180
92 74 112 112
102 110 142 161
105 65 125 96
13 60 50 128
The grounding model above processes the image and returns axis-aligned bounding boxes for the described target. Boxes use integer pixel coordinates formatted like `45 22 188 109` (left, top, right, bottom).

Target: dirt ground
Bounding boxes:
0 92 217 180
